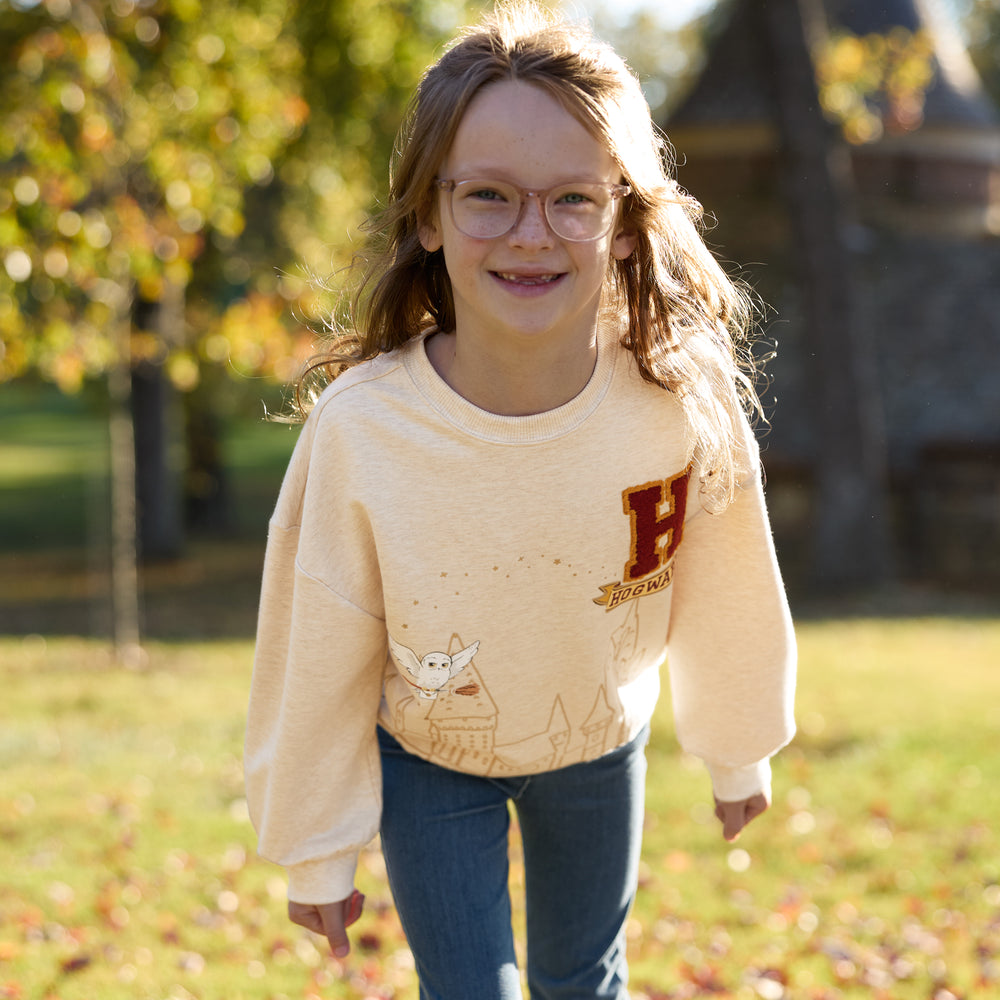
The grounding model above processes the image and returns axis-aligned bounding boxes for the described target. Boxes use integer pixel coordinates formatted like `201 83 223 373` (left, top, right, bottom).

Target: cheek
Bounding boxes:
575 242 616 280
440 233 487 279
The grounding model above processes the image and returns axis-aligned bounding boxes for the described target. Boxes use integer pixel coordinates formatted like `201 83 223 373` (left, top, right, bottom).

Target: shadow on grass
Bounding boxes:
0 378 297 641
0 537 267 640
789 583 1000 622
4 534 997 646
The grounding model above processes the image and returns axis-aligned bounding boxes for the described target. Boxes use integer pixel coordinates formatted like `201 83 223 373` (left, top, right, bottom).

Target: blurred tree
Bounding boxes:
0 0 309 659
282 0 469 273
0 0 314 385
576 0 715 121
0 0 474 652
0 0 309 568
814 23 936 143
0 1 475 540
179 0 476 533
965 0 1000 104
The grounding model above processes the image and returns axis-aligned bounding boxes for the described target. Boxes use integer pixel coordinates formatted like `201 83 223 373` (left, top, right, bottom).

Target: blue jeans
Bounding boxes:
377 725 649 1000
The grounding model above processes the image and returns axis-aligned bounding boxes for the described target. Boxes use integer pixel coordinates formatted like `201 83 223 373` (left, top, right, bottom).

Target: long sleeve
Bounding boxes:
665 468 796 801
245 405 388 905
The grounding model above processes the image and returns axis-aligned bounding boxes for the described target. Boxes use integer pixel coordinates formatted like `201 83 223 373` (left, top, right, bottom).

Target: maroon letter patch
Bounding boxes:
594 468 691 611
622 470 690 580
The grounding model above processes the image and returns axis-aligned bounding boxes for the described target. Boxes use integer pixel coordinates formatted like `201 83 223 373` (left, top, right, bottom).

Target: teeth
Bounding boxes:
496 272 558 284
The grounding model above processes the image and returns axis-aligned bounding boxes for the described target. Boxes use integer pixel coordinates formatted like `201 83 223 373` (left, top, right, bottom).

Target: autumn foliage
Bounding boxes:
0 0 461 396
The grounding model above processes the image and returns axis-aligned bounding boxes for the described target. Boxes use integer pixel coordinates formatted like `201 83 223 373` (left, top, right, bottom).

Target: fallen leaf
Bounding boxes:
358 932 382 953
60 954 91 974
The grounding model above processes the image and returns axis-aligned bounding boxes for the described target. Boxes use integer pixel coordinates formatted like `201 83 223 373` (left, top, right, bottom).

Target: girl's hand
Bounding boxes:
288 889 365 958
714 792 770 841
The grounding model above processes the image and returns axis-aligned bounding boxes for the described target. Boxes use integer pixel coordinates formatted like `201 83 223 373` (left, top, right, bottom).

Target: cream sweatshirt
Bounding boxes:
245 330 797 904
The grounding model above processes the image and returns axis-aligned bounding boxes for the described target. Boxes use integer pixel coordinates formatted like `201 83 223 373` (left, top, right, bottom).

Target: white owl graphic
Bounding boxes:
388 636 480 700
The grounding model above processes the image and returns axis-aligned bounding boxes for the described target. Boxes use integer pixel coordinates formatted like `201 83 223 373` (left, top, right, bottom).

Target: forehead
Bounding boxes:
442 79 618 184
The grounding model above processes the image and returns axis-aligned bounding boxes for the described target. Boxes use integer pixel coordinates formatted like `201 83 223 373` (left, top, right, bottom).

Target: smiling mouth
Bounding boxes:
493 272 562 285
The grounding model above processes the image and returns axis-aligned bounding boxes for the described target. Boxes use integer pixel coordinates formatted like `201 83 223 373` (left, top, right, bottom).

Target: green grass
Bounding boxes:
2 619 1000 999
0 378 299 637
631 618 1000 1000
0 383 110 551
3 381 1000 996
0 379 297 553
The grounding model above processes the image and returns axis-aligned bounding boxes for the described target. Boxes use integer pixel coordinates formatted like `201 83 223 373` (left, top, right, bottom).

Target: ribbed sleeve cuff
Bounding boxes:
286 853 360 905
706 757 772 803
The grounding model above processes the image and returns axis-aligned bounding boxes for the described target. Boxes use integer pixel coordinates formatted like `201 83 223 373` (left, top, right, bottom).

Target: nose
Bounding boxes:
507 192 554 248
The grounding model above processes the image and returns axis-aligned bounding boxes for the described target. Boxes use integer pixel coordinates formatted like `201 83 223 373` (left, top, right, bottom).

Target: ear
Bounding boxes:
611 227 637 261
419 215 443 253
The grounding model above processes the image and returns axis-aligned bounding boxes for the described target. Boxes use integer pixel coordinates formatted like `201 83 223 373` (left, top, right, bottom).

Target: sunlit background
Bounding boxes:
2 0 998 628
2 4 1000 998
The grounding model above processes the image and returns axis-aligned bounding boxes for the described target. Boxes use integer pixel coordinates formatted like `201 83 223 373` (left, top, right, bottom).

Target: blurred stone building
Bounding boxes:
664 0 1000 589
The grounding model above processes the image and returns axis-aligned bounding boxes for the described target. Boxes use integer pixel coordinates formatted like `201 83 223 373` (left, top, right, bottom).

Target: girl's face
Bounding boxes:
420 79 636 355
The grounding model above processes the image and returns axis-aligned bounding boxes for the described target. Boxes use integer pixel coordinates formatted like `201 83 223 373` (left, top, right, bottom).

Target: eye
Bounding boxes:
465 185 510 203
556 190 593 205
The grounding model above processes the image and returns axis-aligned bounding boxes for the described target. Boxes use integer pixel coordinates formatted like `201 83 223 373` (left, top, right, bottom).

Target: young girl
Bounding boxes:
245 4 796 997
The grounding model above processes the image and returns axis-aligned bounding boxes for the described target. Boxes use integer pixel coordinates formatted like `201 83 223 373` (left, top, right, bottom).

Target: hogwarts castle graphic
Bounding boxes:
387 601 647 775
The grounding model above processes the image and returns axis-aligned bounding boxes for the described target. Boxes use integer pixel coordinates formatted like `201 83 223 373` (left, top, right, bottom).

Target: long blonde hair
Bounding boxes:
295 1 764 510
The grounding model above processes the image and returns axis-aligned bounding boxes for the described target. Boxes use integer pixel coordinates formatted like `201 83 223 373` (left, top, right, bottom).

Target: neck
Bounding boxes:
426 329 599 416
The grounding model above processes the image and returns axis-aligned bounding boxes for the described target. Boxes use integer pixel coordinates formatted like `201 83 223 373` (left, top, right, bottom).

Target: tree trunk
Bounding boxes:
759 0 894 589
131 360 182 560
131 283 184 561
184 386 234 534
107 280 143 668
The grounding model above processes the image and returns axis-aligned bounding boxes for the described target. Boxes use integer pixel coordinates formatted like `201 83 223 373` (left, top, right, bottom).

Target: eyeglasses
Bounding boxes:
434 178 631 242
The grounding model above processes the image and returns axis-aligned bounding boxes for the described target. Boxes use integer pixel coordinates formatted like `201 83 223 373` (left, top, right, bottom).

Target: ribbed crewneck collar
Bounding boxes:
402 329 619 444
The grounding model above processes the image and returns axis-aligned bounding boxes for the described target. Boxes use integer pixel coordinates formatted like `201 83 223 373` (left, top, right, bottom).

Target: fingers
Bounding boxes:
288 890 366 959
714 799 743 842
288 900 327 936
714 792 769 842
318 900 351 959
745 792 769 824
344 888 365 928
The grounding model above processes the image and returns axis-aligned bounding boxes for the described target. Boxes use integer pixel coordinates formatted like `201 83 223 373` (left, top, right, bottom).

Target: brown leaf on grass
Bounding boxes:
754 966 789 986
679 962 727 992
60 954 91 974
357 931 382 952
